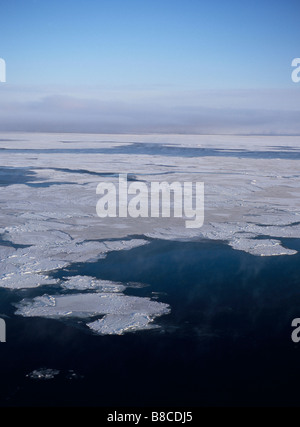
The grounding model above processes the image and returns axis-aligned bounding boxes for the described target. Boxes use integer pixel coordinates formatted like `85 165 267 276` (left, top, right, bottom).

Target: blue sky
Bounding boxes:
0 0 300 133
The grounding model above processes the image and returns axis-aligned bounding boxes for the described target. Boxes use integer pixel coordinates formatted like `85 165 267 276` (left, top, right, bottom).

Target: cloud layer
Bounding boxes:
0 85 299 134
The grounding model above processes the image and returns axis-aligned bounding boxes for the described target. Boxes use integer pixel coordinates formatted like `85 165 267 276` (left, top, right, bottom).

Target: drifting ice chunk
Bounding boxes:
15 293 170 318
15 292 171 334
0 273 59 289
27 368 60 380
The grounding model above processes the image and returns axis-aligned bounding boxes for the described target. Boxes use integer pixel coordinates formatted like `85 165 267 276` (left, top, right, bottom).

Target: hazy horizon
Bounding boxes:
1 0 300 134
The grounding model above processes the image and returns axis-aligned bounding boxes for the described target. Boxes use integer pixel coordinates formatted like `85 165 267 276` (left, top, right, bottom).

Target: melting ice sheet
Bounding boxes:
1 133 300 334
0 237 148 290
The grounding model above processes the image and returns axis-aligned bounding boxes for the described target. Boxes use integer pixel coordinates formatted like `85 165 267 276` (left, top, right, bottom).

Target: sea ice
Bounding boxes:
87 313 158 335
15 292 170 335
15 293 170 318
229 237 297 256
0 236 148 289
61 276 126 292
1 132 300 335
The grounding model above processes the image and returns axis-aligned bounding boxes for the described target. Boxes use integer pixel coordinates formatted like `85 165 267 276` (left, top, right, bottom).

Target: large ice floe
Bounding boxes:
15 293 170 335
1 133 300 334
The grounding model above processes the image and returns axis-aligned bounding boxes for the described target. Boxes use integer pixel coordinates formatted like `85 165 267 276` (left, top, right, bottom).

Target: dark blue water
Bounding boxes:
1 143 300 159
1 237 300 407
0 166 142 187
1 147 300 407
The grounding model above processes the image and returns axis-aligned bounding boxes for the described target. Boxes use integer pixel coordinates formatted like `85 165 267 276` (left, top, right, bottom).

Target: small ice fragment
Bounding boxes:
27 368 60 380
65 370 83 380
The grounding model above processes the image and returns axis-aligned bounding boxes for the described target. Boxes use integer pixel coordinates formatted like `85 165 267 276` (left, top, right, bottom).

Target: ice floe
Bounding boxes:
61 276 126 292
87 313 158 335
15 293 170 318
15 292 170 335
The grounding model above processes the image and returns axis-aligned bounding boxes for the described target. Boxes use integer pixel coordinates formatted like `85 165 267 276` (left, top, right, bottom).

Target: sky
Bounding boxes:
0 0 300 134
